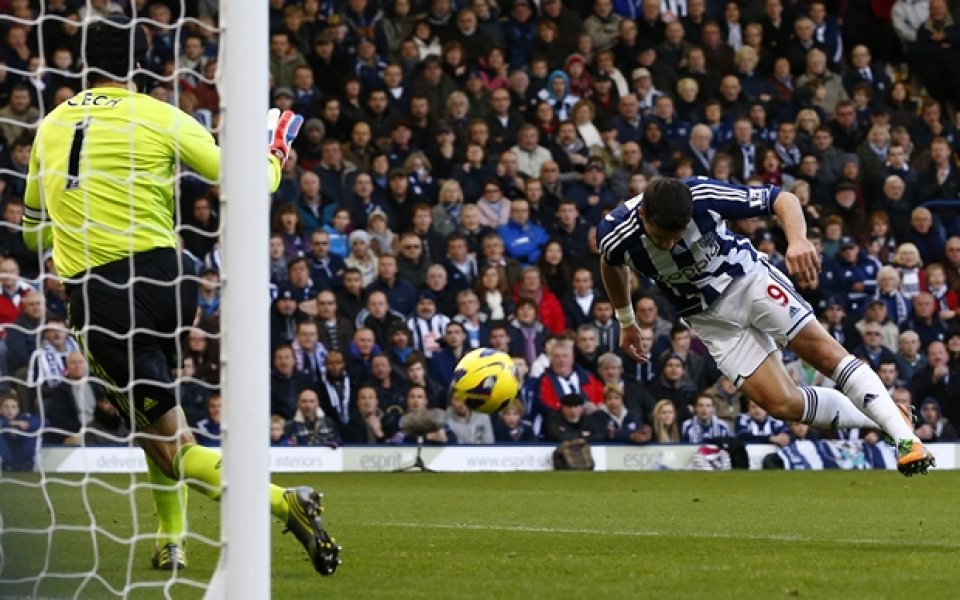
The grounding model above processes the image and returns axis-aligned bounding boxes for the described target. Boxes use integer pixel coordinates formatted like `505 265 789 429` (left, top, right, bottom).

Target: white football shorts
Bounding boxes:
686 260 815 387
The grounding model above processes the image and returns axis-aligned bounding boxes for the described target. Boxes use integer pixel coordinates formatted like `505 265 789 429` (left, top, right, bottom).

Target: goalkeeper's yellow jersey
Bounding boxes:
24 86 281 279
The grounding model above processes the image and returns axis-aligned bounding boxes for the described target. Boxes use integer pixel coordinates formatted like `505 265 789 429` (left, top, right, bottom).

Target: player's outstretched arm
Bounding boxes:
600 256 647 363
174 108 302 195
773 190 820 288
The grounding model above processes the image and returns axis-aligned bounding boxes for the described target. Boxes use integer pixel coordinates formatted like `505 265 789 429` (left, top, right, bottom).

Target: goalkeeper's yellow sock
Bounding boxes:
172 443 290 521
146 456 188 548
172 443 222 501
270 485 290 522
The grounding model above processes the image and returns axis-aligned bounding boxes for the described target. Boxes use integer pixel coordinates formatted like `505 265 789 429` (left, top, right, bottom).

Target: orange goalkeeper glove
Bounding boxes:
267 108 303 163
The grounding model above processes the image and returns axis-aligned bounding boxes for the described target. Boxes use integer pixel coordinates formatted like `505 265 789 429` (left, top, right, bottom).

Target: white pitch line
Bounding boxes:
367 522 960 548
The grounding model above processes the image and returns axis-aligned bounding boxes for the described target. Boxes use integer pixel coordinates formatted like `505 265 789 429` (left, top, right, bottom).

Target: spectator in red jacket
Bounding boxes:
513 265 567 334
0 257 32 328
538 336 604 412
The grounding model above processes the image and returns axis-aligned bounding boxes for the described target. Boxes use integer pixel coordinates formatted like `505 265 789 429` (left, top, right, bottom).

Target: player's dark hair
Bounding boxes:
84 15 148 85
642 177 693 231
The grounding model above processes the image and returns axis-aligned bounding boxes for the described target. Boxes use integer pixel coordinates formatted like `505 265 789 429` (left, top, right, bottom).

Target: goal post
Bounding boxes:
0 2 272 597
214 0 271 598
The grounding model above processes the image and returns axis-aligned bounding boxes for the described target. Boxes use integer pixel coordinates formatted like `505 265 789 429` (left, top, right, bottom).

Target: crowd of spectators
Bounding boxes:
1 0 960 466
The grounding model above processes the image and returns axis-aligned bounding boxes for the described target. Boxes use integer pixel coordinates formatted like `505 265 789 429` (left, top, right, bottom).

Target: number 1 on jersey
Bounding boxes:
66 119 91 190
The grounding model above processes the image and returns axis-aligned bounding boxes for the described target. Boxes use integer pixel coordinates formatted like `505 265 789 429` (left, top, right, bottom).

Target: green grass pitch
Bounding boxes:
0 470 956 599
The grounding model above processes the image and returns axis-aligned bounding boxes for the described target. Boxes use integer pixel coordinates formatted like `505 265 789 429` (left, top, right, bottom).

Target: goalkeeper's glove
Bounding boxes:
267 108 303 164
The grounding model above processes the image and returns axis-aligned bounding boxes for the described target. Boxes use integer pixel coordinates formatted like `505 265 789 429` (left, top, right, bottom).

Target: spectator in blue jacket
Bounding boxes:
296 170 328 236
270 415 293 446
502 0 537 69
829 236 878 318
307 229 347 291
565 158 619 225
906 207 946 266
366 254 418 317
429 320 469 392
493 398 538 443
498 198 550 265
195 394 222 447
0 394 42 471
807 1 843 69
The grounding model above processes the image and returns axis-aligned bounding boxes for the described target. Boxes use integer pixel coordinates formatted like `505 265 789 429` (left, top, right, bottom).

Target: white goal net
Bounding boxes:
0 1 269 597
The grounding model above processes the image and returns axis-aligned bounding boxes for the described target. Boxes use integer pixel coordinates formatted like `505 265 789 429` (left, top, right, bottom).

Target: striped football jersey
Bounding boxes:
597 176 781 317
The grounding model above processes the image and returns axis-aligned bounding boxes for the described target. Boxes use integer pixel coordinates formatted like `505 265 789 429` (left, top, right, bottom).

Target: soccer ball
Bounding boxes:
450 348 520 414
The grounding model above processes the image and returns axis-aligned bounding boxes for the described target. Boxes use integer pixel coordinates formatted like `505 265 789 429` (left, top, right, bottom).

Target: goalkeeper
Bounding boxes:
23 16 339 576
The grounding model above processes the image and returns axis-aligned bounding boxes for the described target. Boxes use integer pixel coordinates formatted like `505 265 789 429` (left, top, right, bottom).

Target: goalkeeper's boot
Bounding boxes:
283 486 341 576
881 403 919 446
896 439 936 477
151 543 187 571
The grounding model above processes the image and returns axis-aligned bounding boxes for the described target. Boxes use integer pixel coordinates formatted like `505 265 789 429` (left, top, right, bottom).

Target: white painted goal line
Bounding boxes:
365 521 960 549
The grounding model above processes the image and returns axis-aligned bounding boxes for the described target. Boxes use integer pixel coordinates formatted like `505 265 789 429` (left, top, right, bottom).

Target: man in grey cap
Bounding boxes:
272 86 295 112
851 321 897 372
